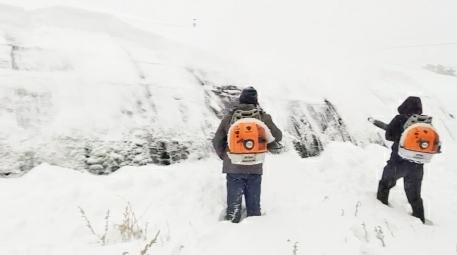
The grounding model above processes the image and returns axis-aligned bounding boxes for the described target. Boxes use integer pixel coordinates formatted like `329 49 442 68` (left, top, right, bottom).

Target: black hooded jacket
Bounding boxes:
385 96 423 159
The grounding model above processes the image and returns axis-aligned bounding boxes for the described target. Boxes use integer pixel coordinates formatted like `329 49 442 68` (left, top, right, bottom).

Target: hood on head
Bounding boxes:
398 96 422 115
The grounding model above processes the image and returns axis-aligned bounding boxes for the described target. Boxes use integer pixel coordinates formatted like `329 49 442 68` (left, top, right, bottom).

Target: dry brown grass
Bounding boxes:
79 203 152 246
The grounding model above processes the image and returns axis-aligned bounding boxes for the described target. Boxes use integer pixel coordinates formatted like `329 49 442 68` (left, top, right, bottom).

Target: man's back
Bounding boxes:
212 103 282 174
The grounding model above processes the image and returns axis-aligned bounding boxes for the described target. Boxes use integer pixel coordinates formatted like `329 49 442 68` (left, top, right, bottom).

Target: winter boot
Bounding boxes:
224 213 241 223
225 207 242 223
411 199 425 223
376 181 390 205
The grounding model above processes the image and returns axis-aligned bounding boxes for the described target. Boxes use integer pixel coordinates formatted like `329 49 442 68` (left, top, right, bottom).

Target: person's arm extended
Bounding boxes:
385 115 403 142
263 114 282 142
368 117 389 130
212 116 231 159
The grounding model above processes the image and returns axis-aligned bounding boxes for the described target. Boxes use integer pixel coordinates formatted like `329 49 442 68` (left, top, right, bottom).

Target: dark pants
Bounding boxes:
377 157 425 222
225 173 262 223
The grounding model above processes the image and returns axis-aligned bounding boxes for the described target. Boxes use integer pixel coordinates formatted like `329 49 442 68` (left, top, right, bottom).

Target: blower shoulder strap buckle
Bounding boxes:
403 114 433 130
230 106 263 124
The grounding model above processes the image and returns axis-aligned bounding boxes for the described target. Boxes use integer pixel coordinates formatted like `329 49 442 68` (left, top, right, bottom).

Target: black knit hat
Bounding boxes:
239 86 258 105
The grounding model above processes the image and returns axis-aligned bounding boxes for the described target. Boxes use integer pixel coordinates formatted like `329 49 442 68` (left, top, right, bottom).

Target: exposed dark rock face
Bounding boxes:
321 100 354 144
0 78 389 176
206 85 242 117
194 69 366 160
0 148 40 177
0 132 195 176
287 100 355 158
0 61 391 176
289 102 324 157
83 136 191 175
188 68 242 118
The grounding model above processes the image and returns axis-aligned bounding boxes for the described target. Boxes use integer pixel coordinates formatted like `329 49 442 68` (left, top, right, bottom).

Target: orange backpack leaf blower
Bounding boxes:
398 115 441 164
368 115 441 164
227 108 275 165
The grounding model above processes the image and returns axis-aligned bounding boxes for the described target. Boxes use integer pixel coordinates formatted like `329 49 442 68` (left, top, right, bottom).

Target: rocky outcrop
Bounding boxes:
288 100 355 158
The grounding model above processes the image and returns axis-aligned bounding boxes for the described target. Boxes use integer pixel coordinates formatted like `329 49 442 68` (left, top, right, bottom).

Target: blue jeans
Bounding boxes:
225 173 262 223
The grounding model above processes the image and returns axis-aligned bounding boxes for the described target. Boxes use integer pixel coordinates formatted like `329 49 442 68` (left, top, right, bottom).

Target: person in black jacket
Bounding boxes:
212 87 282 223
377 96 426 223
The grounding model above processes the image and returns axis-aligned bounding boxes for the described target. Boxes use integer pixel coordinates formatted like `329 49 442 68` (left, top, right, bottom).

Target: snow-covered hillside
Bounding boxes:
1 0 457 254
0 4 248 174
1 3 456 175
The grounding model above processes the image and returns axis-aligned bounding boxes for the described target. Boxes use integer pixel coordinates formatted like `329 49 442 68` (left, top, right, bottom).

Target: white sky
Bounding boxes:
1 0 457 72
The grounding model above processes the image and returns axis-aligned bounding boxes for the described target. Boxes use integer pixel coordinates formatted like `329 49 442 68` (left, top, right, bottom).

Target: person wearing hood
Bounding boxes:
377 96 426 223
212 87 282 223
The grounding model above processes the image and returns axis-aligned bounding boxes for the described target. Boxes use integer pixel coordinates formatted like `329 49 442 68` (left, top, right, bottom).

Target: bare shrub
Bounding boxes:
116 203 145 241
79 207 110 245
140 231 160 255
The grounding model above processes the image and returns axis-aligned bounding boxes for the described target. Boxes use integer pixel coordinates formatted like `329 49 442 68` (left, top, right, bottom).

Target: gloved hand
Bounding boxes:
267 142 284 154
217 152 227 160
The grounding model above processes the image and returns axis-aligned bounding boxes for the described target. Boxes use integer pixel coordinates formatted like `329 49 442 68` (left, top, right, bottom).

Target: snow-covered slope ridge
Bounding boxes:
1 4 456 176
0 4 241 174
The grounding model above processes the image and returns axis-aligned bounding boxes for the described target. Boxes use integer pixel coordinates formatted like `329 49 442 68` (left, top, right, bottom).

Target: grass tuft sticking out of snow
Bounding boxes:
79 202 151 246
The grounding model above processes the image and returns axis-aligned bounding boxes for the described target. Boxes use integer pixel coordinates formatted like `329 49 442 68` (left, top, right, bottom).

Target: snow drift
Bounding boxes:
1 143 456 254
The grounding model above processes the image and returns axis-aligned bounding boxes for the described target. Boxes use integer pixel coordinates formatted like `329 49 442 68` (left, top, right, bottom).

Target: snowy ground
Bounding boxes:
1 142 457 255
1 0 457 254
